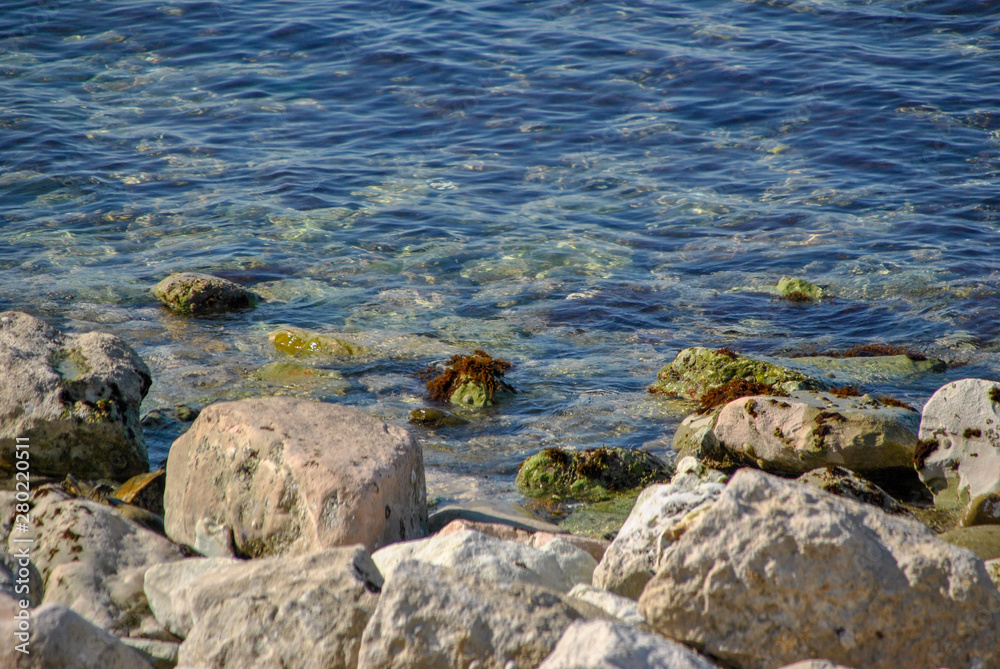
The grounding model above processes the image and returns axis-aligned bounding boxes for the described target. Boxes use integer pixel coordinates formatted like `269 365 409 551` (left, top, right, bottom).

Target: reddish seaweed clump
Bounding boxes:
422 350 514 403
829 385 863 398
876 396 917 412
699 378 786 413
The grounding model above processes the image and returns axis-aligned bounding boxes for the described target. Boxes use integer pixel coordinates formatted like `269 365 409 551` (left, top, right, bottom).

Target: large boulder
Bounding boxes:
0 598 153 668
164 397 426 556
0 311 151 480
152 272 259 316
592 481 723 600
639 469 1000 669
145 547 382 669
357 560 596 669
536 619 720 669
18 488 186 636
916 378 1000 508
712 391 919 475
371 528 596 593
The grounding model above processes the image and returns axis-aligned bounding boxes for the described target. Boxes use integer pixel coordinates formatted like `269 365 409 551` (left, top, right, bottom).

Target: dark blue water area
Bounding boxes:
1 0 1000 491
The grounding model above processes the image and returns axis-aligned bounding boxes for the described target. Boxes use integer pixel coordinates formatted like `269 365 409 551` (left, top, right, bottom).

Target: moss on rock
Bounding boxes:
421 350 515 407
516 446 672 503
269 328 367 357
777 276 824 302
153 272 259 316
649 346 815 402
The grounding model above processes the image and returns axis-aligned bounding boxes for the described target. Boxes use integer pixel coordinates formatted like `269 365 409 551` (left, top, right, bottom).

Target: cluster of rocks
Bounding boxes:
1 273 999 669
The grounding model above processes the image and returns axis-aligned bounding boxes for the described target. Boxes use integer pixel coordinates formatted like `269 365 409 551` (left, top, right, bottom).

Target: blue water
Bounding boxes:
2 0 999 504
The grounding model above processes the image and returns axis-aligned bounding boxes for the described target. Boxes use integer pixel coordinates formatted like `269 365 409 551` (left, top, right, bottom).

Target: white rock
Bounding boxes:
713 391 919 475
566 584 644 626
164 397 427 556
17 489 186 636
639 469 1000 669
0 598 152 668
0 311 151 481
536 619 720 669
357 560 594 669
917 378 1000 507
146 547 382 669
592 482 723 599
372 528 596 593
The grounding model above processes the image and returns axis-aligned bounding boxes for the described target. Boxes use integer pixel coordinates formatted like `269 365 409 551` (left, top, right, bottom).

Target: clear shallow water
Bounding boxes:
2 0 999 505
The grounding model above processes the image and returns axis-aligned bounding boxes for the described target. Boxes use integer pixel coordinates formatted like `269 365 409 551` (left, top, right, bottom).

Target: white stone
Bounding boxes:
357 560 594 669
713 391 919 475
164 397 427 556
592 481 723 599
536 619 720 669
565 584 644 626
639 469 1000 669
917 378 1000 507
372 528 596 593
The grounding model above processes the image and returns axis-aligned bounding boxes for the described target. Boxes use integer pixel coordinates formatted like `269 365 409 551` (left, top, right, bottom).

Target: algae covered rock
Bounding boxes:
916 378 1000 508
648 347 815 402
797 466 911 517
0 311 151 481
777 276 824 302
409 407 469 428
153 272 259 315
516 446 672 502
268 327 367 357
422 349 515 407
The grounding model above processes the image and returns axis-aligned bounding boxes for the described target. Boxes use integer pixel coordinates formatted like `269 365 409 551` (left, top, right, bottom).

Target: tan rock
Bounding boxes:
536 619 720 669
639 469 1000 669
357 560 595 669
164 397 427 556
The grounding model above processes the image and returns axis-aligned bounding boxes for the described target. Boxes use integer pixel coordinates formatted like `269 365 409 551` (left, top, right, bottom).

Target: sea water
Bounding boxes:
1 0 999 507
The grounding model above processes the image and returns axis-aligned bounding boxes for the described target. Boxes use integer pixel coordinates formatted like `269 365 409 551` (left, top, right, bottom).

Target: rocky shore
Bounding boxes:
0 273 998 669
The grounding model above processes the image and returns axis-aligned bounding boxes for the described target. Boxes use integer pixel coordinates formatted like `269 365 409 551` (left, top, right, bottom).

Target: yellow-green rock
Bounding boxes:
269 328 367 357
649 347 814 402
516 446 672 503
777 276 824 302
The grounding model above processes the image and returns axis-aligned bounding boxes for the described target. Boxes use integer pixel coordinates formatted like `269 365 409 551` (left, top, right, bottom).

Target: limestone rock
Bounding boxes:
434 519 609 562
777 663 855 669
670 456 728 489
565 584 644 626
145 548 382 669
592 481 723 599
371 528 596 593
428 502 562 534
20 488 186 636
0 598 153 668
713 391 919 475
112 469 166 516
357 560 593 669
917 378 1000 507
152 272 259 315
987 559 1000 590
797 466 910 516
0 311 151 480
648 347 815 401
639 469 1000 669
536 619 720 669
164 397 426 556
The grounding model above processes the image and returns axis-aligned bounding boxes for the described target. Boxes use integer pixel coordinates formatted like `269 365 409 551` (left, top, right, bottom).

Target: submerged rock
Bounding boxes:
0 311 151 481
938 525 1000 561
268 327 368 357
712 390 919 476
408 407 469 428
357 560 595 669
152 272 259 315
648 346 815 402
164 397 427 556
515 446 672 502
777 276 824 302
917 378 1000 508
638 469 1000 669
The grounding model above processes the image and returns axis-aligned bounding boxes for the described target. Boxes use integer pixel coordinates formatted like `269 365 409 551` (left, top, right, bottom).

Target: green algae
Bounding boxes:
649 346 814 402
269 328 367 357
515 446 672 503
777 276 824 301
